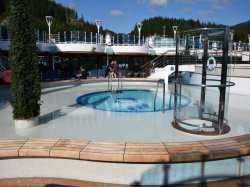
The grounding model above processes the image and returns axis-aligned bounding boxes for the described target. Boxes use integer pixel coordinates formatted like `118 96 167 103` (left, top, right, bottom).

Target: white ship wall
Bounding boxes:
189 65 250 95
111 45 148 55
38 43 105 53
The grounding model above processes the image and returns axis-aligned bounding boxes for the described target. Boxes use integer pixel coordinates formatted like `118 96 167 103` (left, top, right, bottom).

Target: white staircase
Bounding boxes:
149 64 195 82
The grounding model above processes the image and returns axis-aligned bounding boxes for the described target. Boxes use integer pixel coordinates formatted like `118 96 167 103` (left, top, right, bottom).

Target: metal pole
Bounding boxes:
199 34 202 49
137 23 142 46
107 54 109 66
95 20 102 44
138 32 140 45
172 26 178 39
192 36 195 49
174 31 180 122
248 34 250 45
218 27 230 134
233 42 236 51
200 31 208 118
48 26 51 42
43 31 45 42
163 81 165 113
44 31 46 42
37 30 39 42
0 27 1 40
52 55 54 71
45 16 53 43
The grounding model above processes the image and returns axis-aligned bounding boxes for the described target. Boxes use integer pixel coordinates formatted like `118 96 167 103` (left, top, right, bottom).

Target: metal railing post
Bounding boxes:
163 81 165 113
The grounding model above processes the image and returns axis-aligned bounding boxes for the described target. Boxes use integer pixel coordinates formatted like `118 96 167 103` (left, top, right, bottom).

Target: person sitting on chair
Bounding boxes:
76 67 87 80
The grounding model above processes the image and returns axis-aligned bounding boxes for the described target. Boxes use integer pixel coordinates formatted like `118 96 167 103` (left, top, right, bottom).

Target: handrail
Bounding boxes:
168 82 174 110
141 50 175 69
108 75 113 91
108 71 123 92
117 71 123 91
140 50 177 77
154 79 165 113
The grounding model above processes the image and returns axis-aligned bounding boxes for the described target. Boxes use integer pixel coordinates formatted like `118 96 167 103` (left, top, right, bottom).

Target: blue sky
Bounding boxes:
55 0 250 33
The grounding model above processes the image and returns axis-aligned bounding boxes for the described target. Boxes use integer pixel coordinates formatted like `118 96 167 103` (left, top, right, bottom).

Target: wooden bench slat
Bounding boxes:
124 154 169 163
80 151 124 162
0 134 250 162
125 148 167 154
165 142 212 162
125 143 165 149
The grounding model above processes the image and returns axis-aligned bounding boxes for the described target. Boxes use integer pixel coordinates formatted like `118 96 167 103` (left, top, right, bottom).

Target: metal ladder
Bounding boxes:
108 71 123 92
154 79 165 113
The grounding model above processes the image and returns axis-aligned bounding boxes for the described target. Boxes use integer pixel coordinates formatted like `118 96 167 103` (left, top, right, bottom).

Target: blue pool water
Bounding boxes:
76 90 190 112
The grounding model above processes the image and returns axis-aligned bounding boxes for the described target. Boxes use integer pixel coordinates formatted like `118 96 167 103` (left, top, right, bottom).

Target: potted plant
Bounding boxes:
9 0 41 128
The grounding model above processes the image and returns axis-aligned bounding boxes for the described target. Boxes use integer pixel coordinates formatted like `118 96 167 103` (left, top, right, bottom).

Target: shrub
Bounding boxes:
9 0 41 119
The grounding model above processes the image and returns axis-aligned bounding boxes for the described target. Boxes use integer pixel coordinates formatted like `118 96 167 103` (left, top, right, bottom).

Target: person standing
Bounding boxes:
1 67 12 83
113 61 119 78
105 63 112 78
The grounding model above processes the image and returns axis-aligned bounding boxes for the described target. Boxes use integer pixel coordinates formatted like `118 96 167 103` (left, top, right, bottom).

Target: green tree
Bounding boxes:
9 0 41 119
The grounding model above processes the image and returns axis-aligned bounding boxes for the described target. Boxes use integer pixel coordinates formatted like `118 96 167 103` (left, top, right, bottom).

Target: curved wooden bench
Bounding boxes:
0 135 250 163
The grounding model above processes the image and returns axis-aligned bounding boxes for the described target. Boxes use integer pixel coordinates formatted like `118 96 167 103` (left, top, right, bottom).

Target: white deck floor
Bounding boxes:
0 81 250 142
1 81 250 185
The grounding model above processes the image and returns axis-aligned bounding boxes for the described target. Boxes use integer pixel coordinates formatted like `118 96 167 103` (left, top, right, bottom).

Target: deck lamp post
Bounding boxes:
45 16 53 43
238 40 241 51
95 19 102 44
137 23 142 45
163 26 166 37
172 26 178 39
233 42 237 51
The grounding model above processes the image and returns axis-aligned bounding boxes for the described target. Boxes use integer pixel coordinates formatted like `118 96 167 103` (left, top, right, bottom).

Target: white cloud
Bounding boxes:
68 2 76 10
208 0 234 4
197 9 214 16
176 0 235 3
110 9 125 17
176 0 236 16
137 0 168 8
181 7 192 12
176 0 199 3
211 4 224 10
